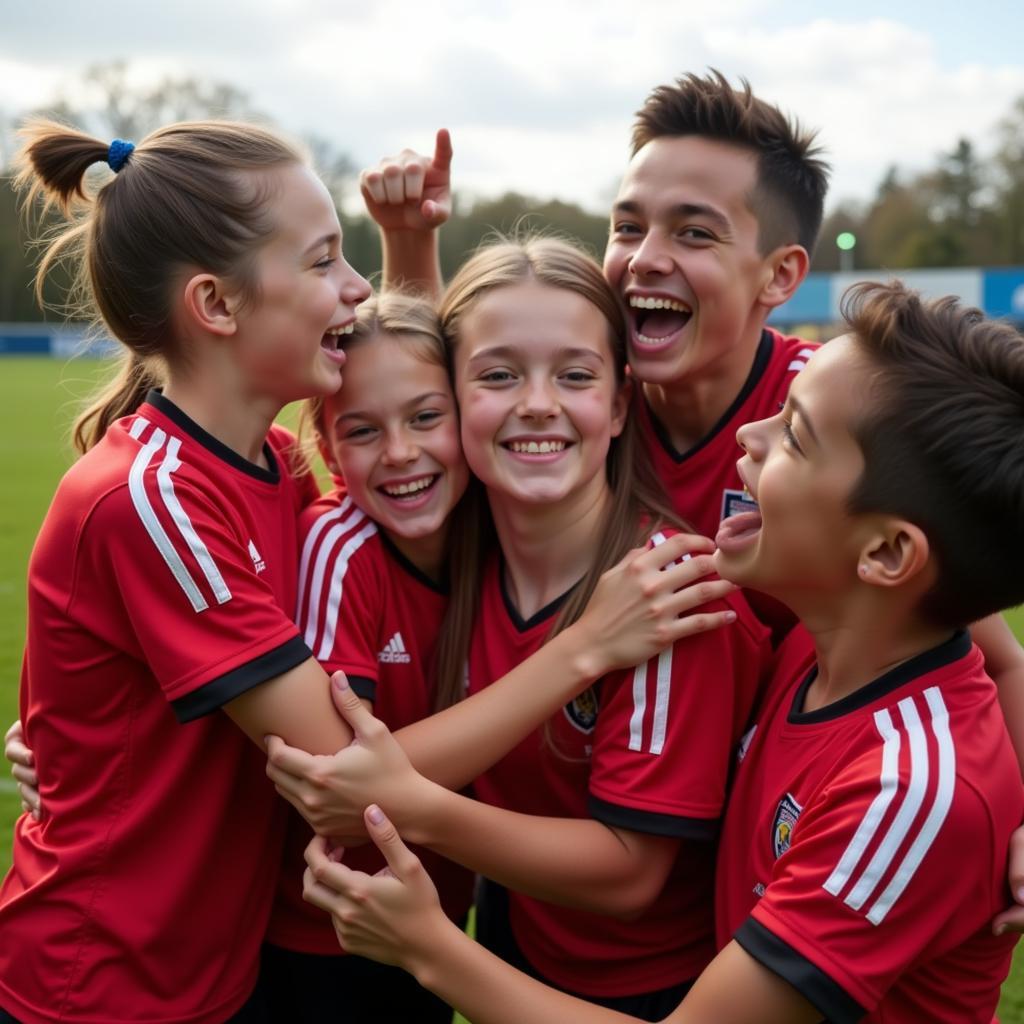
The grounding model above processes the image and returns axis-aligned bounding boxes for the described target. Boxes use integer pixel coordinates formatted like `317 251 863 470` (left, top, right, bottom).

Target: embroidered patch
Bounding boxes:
563 688 599 734
772 792 803 858
721 488 759 523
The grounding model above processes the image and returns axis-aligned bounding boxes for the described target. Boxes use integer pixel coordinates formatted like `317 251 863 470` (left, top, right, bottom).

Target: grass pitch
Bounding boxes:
1 356 1023 1018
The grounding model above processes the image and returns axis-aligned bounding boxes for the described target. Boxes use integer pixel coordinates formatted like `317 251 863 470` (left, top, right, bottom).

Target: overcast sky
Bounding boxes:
1 0 1021 217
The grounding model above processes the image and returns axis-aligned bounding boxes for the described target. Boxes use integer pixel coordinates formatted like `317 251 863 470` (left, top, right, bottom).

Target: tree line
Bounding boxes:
2 65 1023 321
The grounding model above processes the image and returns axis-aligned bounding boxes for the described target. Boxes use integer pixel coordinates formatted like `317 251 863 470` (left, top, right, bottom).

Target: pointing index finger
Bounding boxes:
432 128 452 172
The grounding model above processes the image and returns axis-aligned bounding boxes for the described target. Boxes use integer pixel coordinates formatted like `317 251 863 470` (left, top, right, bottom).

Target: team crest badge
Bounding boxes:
721 488 759 523
771 793 803 858
563 688 598 733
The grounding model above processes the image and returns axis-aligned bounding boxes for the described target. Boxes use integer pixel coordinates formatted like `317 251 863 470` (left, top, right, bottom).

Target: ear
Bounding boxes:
610 375 633 439
759 244 809 311
315 434 341 478
857 520 931 590
181 273 242 337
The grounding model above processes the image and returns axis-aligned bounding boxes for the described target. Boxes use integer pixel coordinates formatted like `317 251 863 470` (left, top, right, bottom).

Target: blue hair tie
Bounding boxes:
107 139 135 173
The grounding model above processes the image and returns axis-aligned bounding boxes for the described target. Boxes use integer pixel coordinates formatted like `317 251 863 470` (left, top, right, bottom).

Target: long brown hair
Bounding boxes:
14 118 305 453
440 236 681 732
300 290 481 713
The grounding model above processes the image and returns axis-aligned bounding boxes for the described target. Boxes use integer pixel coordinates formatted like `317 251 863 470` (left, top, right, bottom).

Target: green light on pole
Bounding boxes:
836 231 856 271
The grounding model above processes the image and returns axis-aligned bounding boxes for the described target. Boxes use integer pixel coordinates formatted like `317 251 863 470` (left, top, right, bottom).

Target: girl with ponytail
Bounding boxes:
0 118 372 1024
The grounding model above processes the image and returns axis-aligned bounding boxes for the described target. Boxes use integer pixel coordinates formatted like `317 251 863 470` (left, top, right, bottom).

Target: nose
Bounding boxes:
339 258 372 307
515 374 560 420
628 232 673 278
736 415 770 461
382 428 419 466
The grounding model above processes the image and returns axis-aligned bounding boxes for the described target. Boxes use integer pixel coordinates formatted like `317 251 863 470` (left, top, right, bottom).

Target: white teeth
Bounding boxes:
508 440 567 454
382 476 434 497
325 323 355 336
628 296 692 314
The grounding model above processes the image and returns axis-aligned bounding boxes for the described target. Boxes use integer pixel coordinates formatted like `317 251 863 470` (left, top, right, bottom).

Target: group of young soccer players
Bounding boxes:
3 69 1024 1024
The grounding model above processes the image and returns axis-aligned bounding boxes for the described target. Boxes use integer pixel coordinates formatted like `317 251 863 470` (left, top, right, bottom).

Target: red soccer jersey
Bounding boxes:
266 491 474 954
637 328 815 541
717 626 1023 1023
0 392 313 1024
468 532 770 997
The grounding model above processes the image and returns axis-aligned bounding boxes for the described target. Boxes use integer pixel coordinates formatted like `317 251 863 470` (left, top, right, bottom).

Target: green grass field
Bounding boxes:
2 355 1024 1019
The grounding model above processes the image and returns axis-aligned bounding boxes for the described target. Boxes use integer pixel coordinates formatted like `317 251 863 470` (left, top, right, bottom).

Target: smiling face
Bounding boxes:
235 163 371 402
452 281 629 511
322 334 469 542
603 136 778 388
714 335 872 603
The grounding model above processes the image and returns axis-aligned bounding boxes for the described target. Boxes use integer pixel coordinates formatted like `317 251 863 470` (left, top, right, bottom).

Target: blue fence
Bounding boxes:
770 266 1024 328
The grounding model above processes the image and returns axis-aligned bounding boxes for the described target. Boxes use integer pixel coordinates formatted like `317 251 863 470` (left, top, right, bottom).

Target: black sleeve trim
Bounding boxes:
172 635 313 723
347 676 377 702
587 794 719 840
734 917 866 1024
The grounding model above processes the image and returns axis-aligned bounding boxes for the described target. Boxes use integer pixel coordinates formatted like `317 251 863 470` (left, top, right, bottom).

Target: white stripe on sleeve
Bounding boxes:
844 696 929 912
628 661 648 752
824 708 902 897
295 497 353 623
648 645 673 755
158 436 231 605
865 689 955 924
300 504 367 648
127 428 208 613
317 521 379 660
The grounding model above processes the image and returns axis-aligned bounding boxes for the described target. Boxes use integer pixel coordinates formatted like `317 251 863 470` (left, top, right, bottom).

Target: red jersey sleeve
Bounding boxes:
70 477 310 722
738 729 1008 1020
295 499 383 701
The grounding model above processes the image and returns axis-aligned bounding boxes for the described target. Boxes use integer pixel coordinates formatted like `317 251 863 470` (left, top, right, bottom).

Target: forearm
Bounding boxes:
405 784 672 917
411 923 636 1024
395 627 604 790
380 228 443 299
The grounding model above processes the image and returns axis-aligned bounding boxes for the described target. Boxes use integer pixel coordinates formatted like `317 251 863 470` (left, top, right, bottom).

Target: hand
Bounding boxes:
303 807 450 971
573 532 739 675
360 129 452 233
4 719 41 820
265 673 437 840
993 824 1024 934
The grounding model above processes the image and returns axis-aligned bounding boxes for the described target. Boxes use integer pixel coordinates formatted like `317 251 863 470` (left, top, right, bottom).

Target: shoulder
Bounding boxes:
298 495 380 577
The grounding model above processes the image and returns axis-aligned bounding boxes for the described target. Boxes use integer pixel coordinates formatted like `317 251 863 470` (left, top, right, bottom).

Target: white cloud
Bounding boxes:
1 3 1022 215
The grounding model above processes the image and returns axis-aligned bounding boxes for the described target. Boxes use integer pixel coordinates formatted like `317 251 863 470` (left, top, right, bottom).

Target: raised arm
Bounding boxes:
360 129 452 299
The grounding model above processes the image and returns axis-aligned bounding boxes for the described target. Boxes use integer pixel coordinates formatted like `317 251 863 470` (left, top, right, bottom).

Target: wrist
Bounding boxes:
407 915 469 993
400 776 448 847
557 622 610 684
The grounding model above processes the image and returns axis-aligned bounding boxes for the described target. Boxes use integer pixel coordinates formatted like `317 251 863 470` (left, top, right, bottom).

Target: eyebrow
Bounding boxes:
334 391 450 423
790 395 820 448
303 232 339 256
612 199 732 235
466 345 606 364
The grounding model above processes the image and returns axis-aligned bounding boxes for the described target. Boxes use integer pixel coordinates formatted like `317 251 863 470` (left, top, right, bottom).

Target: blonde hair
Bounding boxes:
14 118 306 453
300 290 478 714
440 237 682 747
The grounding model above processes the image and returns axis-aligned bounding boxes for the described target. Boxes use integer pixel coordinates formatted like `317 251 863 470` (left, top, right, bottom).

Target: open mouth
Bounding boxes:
628 295 693 349
321 322 355 359
377 474 439 504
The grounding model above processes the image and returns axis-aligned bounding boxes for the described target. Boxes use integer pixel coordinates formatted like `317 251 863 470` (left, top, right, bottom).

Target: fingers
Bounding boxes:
264 734 318 781
363 804 423 881
330 672 385 740
432 128 452 172
361 150 431 207
4 719 25 749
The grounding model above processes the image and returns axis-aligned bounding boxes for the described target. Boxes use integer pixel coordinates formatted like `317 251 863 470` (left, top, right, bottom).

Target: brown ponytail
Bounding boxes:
14 117 305 452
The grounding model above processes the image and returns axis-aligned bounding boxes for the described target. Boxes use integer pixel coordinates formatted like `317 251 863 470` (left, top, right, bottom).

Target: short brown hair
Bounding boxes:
632 70 829 255
843 281 1024 629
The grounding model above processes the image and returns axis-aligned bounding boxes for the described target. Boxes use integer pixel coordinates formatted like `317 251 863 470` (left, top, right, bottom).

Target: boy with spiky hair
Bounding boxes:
304 281 1024 1024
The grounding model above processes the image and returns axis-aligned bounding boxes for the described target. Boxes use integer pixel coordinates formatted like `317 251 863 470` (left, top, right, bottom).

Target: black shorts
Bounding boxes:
475 877 695 1022
259 941 454 1024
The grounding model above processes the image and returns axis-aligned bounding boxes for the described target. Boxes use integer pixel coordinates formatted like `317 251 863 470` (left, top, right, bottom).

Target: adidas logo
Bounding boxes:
378 632 411 664
248 539 266 574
